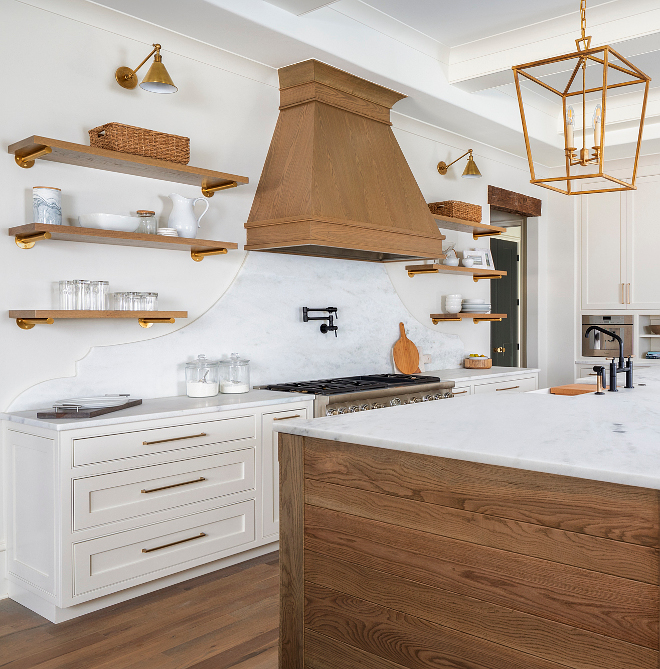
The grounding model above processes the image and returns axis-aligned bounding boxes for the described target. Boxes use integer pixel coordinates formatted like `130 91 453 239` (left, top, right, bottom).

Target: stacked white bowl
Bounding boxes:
445 294 462 314
461 298 491 314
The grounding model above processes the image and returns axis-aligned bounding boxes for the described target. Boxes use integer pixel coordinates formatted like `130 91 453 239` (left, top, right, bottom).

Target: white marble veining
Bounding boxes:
430 367 540 383
276 366 660 490
9 253 465 412
1 390 307 431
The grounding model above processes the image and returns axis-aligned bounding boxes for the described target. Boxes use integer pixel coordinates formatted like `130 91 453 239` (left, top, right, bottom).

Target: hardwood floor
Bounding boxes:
0 551 279 669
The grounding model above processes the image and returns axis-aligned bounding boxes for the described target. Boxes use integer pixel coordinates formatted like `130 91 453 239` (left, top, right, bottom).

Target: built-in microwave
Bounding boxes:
582 315 633 358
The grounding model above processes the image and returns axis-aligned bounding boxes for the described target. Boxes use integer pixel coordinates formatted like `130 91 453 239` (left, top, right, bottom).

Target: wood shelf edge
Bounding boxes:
9 310 188 319
405 263 507 278
431 213 506 236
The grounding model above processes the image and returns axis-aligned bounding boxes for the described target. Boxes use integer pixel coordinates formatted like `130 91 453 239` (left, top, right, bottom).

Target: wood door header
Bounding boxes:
489 185 542 218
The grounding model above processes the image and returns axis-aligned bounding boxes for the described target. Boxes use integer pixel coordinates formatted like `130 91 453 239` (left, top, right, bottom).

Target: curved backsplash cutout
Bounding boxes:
10 252 465 411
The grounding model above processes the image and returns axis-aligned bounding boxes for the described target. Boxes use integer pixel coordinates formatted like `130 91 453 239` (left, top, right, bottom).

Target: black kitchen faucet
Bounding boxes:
584 326 633 391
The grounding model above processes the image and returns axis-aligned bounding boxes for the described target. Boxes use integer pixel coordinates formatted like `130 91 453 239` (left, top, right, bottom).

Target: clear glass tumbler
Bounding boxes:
59 281 75 310
129 292 144 310
89 281 109 310
113 292 127 310
143 292 158 311
72 280 91 310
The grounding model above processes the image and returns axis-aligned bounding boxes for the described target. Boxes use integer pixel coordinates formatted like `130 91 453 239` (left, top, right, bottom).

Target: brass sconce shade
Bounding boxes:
437 149 482 179
115 44 177 94
512 0 650 195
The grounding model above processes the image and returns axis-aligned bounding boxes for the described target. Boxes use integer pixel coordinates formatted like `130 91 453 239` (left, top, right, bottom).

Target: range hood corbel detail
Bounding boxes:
245 60 446 262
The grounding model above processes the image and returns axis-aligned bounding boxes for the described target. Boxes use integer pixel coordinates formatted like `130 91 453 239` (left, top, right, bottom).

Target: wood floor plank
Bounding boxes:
305 478 659 583
304 549 656 669
304 505 658 648
305 581 575 669
303 438 660 546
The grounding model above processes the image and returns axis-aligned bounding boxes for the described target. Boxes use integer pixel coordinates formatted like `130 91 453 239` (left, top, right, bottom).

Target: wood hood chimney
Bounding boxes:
245 60 446 262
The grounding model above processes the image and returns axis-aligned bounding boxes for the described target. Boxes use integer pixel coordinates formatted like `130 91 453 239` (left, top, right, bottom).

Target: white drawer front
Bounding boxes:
473 376 537 394
73 500 255 596
73 415 256 467
451 386 472 398
73 448 255 531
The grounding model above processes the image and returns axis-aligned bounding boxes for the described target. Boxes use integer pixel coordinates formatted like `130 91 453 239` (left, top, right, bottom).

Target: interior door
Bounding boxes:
490 238 518 367
627 175 660 309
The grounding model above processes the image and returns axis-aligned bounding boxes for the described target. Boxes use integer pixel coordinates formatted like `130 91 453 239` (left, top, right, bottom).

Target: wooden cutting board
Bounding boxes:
37 399 142 418
549 384 596 396
393 322 420 374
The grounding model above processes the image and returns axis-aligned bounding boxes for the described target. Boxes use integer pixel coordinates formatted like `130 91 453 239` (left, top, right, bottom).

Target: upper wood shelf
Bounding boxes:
8 136 249 197
432 214 506 239
405 263 507 281
430 313 507 324
9 310 187 330
9 223 238 261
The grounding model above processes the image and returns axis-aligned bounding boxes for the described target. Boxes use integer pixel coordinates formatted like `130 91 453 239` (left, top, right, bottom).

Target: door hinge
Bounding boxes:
517 299 520 306
517 254 520 261
517 343 520 350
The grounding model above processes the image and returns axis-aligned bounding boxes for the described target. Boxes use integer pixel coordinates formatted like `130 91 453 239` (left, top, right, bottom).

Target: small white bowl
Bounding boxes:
79 214 140 233
445 304 461 314
461 258 475 268
445 294 462 299
443 258 460 266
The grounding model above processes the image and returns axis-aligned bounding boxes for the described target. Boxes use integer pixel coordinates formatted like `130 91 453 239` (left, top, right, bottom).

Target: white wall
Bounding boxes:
0 0 550 597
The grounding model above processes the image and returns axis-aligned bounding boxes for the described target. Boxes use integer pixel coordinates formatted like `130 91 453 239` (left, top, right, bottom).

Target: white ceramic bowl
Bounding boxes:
461 258 475 268
445 304 461 314
445 294 462 299
79 214 140 233
443 258 460 266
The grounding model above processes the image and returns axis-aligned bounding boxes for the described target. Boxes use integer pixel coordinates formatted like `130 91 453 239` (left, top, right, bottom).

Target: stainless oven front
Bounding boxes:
582 315 633 358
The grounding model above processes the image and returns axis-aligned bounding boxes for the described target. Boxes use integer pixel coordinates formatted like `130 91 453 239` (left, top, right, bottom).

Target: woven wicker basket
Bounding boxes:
464 357 492 369
89 123 190 165
429 201 482 224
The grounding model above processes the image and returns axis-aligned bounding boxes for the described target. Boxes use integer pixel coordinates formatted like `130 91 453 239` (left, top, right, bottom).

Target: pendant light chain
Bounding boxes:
580 0 587 41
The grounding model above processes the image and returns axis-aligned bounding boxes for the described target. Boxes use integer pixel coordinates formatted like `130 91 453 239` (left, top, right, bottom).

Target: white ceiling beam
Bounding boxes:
263 0 339 15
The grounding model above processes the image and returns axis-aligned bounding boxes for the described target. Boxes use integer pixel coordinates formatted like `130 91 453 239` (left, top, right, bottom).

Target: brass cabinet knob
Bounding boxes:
494 346 506 353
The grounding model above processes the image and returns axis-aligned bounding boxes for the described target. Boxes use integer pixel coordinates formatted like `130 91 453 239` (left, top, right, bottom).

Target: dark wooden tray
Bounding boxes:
37 399 142 419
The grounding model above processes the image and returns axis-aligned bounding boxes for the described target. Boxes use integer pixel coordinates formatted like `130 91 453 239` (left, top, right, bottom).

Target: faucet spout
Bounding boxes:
584 326 624 368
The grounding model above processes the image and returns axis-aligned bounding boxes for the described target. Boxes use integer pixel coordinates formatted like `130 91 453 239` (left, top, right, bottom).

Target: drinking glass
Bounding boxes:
89 281 109 310
143 292 158 311
72 280 91 310
113 292 127 310
59 281 75 310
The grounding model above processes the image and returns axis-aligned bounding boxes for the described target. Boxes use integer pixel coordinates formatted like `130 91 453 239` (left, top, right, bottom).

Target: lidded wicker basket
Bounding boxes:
89 122 190 165
429 201 482 223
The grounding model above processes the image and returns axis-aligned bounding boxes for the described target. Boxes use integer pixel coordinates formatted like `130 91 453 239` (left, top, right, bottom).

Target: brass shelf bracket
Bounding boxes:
201 181 238 198
432 317 462 325
191 248 228 262
407 268 439 278
16 317 54 330
473 274 504 283
473 230 503 240
138 317 176 328
473 317 503 324
15 231 52 249
15 145 52 168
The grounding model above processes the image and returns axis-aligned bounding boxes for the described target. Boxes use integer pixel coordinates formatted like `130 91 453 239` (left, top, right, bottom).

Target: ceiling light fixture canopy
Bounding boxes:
512 0 650 195
115 43 178 94
437 149 482 179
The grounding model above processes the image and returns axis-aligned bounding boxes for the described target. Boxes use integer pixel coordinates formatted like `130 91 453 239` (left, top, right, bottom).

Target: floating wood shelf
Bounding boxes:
9 223 238 261
432 214 506 240
430 313 507 325
8 136 249 197
9 310 187 330
405 263 507 281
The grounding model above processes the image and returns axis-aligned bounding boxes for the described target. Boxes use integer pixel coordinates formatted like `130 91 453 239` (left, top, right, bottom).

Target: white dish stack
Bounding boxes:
461 298 491 314
444 294 462 314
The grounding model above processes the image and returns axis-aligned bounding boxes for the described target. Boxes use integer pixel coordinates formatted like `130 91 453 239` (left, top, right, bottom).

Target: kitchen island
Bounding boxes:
275 367 660 669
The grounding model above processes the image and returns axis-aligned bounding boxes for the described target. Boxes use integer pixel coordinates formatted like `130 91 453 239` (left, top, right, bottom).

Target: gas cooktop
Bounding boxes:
265 373 440 396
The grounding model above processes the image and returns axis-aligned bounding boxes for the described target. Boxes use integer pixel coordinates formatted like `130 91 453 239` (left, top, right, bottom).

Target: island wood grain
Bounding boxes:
278 433 660 669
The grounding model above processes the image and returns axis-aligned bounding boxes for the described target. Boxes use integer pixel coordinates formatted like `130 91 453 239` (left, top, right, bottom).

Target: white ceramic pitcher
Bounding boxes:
167 193 210 239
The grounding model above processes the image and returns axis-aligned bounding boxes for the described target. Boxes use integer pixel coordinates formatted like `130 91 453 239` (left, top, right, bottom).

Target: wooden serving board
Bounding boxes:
549 384 596 396
393 323 420 374
37 399 142 419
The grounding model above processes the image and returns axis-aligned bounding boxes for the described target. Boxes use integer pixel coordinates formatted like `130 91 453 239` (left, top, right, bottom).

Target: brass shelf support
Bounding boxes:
407 268 439 278
473 317 503 324
201 181 238 198
473 230 503 240
473 275 504 283
432 317 462 324
16 317 54 330
191 248 228 262
15 145 52 168
138 317 176 328
15 231 52 249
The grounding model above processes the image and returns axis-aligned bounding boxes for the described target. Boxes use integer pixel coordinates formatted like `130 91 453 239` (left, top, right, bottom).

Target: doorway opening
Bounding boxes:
489 210 527 367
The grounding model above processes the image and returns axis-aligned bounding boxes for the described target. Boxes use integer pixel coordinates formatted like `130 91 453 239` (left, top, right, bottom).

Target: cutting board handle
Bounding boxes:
399 322 407 339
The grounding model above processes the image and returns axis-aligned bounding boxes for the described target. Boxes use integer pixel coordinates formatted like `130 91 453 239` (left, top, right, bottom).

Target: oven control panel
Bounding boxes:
325 390 453 416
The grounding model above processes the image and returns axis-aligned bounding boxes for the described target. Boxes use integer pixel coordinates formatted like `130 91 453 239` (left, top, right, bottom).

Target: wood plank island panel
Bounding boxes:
278 434 660 669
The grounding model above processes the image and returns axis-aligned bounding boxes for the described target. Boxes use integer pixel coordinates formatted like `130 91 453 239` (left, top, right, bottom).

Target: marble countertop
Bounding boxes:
429 366 540 382
1 390 310 431
276 366 660 490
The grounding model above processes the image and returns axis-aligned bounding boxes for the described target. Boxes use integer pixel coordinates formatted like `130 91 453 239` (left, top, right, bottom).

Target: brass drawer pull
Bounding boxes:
143 432 207 446
496 385 520 391
453 390 468 395
141 477 206 494
142 532 207 553
273 415 302 421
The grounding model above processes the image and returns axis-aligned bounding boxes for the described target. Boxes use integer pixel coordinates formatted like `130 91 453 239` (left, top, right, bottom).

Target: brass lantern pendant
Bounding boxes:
513 0 651 195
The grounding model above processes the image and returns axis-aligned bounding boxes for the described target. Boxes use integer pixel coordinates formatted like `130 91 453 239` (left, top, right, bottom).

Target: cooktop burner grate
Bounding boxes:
265 373 441 396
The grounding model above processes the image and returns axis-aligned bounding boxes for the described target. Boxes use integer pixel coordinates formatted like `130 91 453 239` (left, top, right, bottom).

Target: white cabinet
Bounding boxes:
451 385 472 398
581 176 660 310
473 376 538 394
442 370 539 397
261 405 310 538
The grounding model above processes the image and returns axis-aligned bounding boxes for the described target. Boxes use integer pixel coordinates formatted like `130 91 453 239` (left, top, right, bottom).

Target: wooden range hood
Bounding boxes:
245 60 446 262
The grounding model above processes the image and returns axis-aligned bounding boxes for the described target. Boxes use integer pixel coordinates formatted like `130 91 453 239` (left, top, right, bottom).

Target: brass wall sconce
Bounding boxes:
115 44 177 94
437 149 482 179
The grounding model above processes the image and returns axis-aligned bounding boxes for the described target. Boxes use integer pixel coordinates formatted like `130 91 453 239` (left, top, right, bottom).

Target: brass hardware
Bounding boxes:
473 317 503 323
407 268 439 277
496 385 520 391
473 230 502 240
273 415 302 421
16 317 54 330
494 347 506 353
627 283 631 304
432 316 462 325
201 181 238 198
453 390 468 395
116 44 177 94
141 477 206 494
473 275 503 282
15 231 52 249
143 432 207 446
15 145 52 168
142 532 206 553
191 248 228 262
138 317 176 328
437 149 481 179
620 283 625 304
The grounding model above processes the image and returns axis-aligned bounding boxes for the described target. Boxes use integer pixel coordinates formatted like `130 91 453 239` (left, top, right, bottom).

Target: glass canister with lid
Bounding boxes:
185 354 220 398
219 353 251 394
136 210 157 235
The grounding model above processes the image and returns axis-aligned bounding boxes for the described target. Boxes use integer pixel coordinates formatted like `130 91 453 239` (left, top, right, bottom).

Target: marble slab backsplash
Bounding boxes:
10 252 465 411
